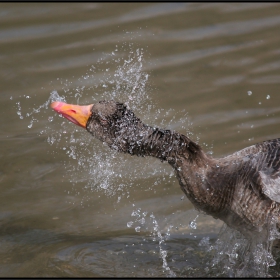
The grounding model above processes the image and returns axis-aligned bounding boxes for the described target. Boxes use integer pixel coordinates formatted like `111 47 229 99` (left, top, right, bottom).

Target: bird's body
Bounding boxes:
176 140 280 239
51 100 280 240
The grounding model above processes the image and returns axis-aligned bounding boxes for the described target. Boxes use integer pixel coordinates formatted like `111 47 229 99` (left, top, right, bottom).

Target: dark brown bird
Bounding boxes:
51 100 280 240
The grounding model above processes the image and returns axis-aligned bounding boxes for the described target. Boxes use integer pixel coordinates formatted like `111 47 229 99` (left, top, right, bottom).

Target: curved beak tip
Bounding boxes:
50 101 64 112
50 101 93 129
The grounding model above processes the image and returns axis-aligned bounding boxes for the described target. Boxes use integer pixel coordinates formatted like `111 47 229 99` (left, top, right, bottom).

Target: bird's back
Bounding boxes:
214 139 280 238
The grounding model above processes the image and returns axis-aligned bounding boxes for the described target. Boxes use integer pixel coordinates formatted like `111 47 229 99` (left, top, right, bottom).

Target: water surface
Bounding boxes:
1 2 280 277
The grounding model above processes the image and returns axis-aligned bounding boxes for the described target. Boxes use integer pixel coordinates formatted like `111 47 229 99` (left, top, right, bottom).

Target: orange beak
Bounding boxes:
50 101 93 128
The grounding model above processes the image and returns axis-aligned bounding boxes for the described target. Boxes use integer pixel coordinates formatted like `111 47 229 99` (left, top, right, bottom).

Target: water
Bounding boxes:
2 2 280 277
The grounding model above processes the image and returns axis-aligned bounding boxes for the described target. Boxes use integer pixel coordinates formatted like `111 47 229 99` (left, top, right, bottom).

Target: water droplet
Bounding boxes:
189 215 199 229
131 210 139 217
135 226 141 232
189 220 197 229
127 221 133 228
134 249 145 254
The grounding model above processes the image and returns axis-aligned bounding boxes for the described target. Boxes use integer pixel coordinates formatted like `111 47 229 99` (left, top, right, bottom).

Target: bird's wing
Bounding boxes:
230 138 280 203
257 139 280 203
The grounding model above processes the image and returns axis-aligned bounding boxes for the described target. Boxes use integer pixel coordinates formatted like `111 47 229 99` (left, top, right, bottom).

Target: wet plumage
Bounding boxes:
51 100 280 239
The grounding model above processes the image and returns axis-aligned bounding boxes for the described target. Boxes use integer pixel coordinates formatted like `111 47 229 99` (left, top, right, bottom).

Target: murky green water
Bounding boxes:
1 3 280 277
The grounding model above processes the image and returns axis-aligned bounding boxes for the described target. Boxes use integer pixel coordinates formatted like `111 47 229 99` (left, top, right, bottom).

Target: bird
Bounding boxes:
51 100 280 241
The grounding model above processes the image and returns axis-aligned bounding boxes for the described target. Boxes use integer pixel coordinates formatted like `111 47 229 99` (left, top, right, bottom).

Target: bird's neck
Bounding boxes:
113 114 207 167
112 110 216 214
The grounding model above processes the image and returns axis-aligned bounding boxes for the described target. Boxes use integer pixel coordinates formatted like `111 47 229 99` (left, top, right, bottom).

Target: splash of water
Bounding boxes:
126 205 176 277
14 42 280 277
189 214 199 230
149 213 176 277
209 216 280 277
15 90 66 129
14 43 191 200
127 207 147 231
44 46 190 198
60 46 154 196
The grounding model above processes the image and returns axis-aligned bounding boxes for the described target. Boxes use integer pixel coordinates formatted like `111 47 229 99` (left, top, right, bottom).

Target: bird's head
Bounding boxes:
51 100 132 149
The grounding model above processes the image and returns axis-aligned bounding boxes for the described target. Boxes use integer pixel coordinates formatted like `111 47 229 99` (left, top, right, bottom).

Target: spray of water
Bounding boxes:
14 42 279 277
14 42 192 199
13 44 191 277
208 216 280 277
126 206 176 277
43 45 190 198
149 213 176 277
